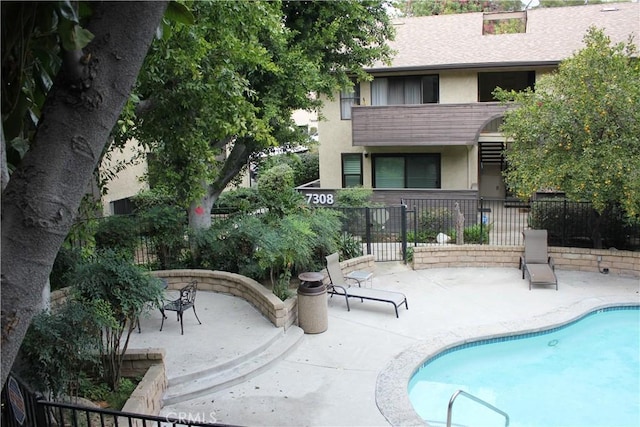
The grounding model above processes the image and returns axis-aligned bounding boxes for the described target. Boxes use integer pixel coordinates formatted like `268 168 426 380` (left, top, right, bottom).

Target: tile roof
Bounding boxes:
368 2 639 72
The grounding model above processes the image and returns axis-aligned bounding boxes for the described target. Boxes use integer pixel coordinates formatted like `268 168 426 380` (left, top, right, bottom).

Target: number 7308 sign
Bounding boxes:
305 193 335 205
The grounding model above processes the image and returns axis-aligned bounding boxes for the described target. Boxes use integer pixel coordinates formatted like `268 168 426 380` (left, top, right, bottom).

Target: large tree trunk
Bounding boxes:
188 138 252 231
1 1 168 387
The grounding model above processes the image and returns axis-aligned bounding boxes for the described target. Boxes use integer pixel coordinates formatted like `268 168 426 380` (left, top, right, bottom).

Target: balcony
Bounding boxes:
351 103 510 147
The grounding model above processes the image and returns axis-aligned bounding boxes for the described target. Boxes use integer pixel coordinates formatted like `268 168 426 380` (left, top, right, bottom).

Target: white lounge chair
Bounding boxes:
325 253 408 317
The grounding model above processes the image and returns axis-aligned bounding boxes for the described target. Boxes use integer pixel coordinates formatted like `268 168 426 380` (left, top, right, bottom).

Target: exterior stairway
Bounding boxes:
162 326 304 406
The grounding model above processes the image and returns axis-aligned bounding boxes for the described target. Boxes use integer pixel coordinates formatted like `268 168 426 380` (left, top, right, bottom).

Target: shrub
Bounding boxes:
50 246 83 291
17 300 103 399
214 187 261 214
450 223 492 244
338 233 363 260
190 215 262 274
417 208 453 242
138 204 188 269
94 215 139 257
294 151 319 186
72 251 165 390
334 187 374 207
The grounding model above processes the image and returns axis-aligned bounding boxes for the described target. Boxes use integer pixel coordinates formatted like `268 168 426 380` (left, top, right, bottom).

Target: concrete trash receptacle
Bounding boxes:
297 277 328 334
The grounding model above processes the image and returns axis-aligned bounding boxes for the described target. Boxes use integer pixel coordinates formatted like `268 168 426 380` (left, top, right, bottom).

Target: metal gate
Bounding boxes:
329 206 408 262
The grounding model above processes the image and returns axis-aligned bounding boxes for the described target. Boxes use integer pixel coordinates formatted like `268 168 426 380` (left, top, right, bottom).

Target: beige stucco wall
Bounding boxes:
318 70 488 190
440 70 478 103
101 139 149 215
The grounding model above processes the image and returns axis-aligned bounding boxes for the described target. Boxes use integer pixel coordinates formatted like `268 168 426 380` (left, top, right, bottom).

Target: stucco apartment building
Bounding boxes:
309 2 639 206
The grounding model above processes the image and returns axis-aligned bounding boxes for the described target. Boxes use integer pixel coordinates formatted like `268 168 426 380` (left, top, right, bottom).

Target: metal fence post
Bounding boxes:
480 197 485 245
365 207 372 255
401 204 407 262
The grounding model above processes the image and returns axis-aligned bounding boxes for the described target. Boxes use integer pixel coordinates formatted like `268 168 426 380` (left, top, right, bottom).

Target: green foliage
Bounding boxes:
138 204 188 269
417 208 453 242
190 215 263 273
496 27 640 220
406 246 414 264
258 164 306 218
17 301 103 399
253 214 316 300
528 199 636 249
106 377 138 410
450 224 492 244
334 187 375 207
77 375 140 409
72 251 165 390
50 246 83 291
258 151 319 187
295 151 320 186
94 215 140 258
117 1 393 213
1 1 94 173
191 207 342 300
215 187 261 214
393 0 522 17
131 188 176 212
338 233 363 261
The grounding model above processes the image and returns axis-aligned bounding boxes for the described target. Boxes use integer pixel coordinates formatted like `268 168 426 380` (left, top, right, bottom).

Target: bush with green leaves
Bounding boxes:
338 232 363 260
254 214 316 300
137 204 188 269
17 300 103 399
94 215 140 257
450 223 492 244
294 151 320 186
334 187 375 207
258 163 304 217
190 214 263 274
192 207 342 300
257 151 319 187
50 246 84 291
72 250 165 390
417 208 454 242
214 187 261 214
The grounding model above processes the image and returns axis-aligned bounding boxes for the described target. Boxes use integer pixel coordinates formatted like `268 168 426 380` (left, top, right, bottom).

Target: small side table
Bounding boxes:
345 270 373 287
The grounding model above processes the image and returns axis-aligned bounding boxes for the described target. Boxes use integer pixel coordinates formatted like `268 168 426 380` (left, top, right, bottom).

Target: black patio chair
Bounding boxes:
160 280 202 334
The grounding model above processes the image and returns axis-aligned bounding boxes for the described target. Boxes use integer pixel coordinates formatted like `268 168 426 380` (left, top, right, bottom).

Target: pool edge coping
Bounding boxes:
375 296 640 427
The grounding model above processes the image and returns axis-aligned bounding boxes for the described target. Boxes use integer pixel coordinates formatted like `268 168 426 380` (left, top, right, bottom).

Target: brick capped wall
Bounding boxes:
411 245 640 278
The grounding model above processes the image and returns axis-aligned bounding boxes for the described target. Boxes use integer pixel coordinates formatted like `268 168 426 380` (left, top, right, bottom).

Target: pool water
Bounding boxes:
408 307 640 427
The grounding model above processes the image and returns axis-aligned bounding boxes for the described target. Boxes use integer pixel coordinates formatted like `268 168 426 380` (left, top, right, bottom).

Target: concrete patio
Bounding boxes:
128 263 639 426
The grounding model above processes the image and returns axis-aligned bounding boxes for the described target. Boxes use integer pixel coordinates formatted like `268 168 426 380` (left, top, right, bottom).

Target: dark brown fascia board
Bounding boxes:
364 60 561 74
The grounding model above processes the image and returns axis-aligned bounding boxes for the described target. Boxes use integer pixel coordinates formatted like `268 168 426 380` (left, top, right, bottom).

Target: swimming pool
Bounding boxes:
408 306 640 427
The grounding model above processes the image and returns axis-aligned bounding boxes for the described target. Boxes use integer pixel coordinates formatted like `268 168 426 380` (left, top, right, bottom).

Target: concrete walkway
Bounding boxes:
128 264 639 426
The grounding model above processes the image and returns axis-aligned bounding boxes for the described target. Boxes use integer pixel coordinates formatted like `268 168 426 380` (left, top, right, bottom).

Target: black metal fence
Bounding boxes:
65 199 639 265
323 198 639 262
1 375 231 427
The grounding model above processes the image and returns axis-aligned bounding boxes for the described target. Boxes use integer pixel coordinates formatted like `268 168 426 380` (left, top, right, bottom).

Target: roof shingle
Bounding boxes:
368 2 639 71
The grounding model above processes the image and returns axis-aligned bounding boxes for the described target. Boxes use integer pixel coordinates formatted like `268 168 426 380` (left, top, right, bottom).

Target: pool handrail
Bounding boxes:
447 389 510 427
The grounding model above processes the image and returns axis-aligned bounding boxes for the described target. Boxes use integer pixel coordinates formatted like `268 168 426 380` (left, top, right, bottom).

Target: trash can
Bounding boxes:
297 272 328 334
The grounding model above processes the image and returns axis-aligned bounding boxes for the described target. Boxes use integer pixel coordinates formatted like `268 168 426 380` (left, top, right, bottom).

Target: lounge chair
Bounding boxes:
520 229 558 290
325 253 408 317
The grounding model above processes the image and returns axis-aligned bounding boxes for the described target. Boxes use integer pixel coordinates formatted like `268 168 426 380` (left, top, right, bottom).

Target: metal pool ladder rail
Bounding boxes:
447 389 510 427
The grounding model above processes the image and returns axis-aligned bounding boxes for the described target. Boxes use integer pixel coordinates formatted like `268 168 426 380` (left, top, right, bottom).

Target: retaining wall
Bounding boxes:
152 269 297 329
120 349 166 417
411 245 640 277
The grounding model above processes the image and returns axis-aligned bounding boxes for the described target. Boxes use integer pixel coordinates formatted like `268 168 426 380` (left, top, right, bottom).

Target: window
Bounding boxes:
373 154 440 188
342 153 363 187
478 71 535 102
340 83 360 120
371 75 439 105
111 198 134 215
